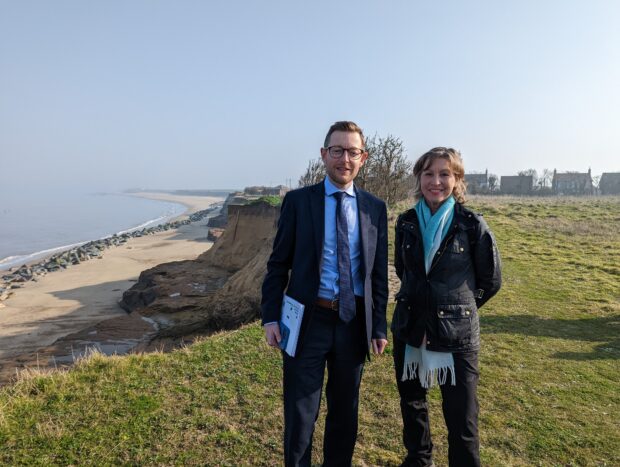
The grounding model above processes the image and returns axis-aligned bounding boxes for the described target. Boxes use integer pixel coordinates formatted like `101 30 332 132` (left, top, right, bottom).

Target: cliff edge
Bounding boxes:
119 201 278 337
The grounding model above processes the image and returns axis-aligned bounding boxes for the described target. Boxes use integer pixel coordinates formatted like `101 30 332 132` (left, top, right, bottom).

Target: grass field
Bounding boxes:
1 196 618 466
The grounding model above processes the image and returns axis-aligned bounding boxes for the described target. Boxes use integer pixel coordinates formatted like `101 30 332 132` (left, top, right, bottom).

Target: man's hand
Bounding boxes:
371 338 388 355
264 323 282 349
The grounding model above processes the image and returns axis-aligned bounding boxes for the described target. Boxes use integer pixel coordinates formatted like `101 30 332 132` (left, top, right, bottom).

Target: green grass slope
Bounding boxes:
1 196 618 466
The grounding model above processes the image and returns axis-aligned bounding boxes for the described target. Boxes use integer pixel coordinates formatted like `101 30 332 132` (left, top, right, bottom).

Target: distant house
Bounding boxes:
552 169 594 195
500 175 533 195
599 172 620 195
465 170 488 194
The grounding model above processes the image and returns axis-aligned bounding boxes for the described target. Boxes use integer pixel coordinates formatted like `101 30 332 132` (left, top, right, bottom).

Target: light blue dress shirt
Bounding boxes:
318 177 364 299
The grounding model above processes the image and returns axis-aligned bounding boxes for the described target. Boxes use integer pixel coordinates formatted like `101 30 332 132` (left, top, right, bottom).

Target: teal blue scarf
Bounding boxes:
415 196 456 273
402 195 456 388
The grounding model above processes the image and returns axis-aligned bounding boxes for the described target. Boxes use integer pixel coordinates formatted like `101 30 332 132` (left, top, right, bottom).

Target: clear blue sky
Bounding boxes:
1 0 618 192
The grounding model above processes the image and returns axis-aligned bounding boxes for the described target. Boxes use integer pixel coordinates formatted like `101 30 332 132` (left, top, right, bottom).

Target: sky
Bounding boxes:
1 0 619 193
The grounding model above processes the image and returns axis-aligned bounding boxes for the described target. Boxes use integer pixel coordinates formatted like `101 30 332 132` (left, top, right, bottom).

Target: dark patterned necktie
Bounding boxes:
333 191 356 322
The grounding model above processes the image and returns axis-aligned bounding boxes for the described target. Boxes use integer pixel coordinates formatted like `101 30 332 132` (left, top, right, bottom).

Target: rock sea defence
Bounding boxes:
0 207 219 304
120 200 279 337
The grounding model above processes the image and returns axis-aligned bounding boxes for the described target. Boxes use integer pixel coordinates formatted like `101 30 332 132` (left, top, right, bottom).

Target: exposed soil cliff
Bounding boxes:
119 201 279 336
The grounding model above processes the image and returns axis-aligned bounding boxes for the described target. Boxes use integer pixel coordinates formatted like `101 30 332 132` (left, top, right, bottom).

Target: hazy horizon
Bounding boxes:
1 1 619 196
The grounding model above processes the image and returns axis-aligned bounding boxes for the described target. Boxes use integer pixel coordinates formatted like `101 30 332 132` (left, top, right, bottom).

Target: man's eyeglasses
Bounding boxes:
327 146 365 160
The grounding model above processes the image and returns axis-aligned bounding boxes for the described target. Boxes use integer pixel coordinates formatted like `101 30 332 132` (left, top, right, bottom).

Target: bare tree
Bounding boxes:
540 168 553 188
357 134 413 206
488 174 499 192
298 158 325 187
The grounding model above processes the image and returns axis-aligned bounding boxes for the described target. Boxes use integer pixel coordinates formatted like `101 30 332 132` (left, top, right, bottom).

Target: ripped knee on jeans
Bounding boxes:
405 399 427 409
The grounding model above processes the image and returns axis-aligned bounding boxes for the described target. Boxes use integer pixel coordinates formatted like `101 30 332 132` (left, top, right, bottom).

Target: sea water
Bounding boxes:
0 191 187 271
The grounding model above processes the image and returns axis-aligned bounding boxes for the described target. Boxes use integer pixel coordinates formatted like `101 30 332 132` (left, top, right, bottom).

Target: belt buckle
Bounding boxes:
331 297 339 311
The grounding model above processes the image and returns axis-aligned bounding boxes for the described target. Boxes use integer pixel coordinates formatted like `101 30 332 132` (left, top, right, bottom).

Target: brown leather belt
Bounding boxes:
315 296 363 312
315 297 339 311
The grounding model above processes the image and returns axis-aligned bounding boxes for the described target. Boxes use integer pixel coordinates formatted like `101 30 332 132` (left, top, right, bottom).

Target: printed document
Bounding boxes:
279 295 305 357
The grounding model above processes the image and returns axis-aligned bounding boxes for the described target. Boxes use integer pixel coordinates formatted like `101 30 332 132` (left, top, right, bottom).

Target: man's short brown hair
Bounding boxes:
323 121 366 148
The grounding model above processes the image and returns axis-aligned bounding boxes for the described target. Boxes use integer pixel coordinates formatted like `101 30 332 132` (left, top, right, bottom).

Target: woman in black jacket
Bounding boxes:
392 147 501 467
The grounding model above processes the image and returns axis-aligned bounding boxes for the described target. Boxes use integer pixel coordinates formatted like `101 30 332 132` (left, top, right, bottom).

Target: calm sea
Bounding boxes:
0 192 187 271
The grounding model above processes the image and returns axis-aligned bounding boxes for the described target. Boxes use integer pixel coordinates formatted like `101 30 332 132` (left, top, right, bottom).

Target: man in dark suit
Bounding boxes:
261 121 389 466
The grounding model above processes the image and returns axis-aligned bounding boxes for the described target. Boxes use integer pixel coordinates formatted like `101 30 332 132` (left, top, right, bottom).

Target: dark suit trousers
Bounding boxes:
393 337 480 467
282 304 366 467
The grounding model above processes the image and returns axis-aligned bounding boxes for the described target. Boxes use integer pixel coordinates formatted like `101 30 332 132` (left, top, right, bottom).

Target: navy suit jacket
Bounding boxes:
261 181 388 354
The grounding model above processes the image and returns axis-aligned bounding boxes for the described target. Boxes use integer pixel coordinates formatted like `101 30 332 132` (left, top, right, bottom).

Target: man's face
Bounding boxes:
320 131 368 189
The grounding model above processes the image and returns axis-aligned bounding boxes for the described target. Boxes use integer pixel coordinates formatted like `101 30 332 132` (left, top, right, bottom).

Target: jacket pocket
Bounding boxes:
449 231 472 255
391 295 411 335
436 304 476 347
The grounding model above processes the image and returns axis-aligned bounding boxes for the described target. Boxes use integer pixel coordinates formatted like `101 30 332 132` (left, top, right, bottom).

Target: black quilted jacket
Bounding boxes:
392 202 502 352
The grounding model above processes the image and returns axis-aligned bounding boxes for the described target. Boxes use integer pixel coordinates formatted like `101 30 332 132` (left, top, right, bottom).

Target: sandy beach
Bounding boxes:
0 192 224 364
124 191 222 215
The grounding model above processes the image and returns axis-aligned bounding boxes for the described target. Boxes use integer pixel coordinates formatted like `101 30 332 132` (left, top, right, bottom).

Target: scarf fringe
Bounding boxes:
428 365 456 388
402 360 456 389
402 361 419 382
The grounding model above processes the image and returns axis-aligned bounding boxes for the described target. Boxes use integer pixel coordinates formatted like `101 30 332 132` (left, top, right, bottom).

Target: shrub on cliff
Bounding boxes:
250 195 282 207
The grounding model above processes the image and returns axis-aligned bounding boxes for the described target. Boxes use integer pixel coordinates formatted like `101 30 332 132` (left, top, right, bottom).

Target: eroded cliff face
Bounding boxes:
119 201 279 337
199 203 278 272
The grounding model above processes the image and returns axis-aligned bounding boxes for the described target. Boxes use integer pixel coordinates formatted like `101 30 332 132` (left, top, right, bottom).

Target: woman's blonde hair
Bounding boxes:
412 147 467 204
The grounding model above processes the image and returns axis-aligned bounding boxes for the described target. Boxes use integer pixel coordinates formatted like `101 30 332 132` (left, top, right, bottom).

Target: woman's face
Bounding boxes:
420 157 456 213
